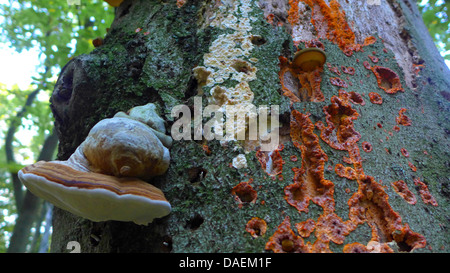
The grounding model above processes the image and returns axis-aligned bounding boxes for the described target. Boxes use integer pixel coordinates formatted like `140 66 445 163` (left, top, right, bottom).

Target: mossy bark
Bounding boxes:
50 0 449 253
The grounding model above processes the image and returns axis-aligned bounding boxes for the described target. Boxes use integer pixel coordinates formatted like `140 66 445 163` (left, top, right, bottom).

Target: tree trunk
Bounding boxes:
49 0 449 253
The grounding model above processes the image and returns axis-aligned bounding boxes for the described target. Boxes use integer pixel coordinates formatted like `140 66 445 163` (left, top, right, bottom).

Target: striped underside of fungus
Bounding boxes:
19 161 171 225
18 103 172 225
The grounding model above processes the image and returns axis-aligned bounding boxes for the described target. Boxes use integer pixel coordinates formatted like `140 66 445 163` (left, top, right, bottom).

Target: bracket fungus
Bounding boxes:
279 51 326 102
18 103 173 225
19 162 170 225
292 48 327 72
104 0 123 7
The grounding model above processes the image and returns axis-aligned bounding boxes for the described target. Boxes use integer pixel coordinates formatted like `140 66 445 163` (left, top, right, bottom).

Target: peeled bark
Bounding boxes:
49 0 449 253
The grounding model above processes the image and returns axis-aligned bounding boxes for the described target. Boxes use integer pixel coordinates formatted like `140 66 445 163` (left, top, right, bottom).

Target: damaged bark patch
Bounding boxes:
392 180 417 205
246 217 267 238
266 91 427 252
279 56 325 102
231 179 257 208
372 66 404 94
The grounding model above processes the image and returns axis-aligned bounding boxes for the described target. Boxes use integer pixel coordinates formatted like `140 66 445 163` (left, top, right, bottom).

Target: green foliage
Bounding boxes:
1 0 115 82
0 0 115 252
418 0 450 60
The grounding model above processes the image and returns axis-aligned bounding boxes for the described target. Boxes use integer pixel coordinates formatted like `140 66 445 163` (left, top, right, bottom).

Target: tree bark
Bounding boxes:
49 0 449 253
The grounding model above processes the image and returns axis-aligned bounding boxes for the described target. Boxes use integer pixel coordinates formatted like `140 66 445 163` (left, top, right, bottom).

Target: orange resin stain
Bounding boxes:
392 180 417 205
305 39 325 50
334 164 356 180
361 141 373 153
202 144 212 156
320 93 426 251
341 65 355 75
266 13 275 25
346 175 425 251
270 148 285 176
284 111 334 214
327 63 341 75
343 242 369 253
396 108 412 126
314 95 425 251
348 91 365 105
262 0 428 253
176 0 186 8
369 92 383 104
368 55 379 63
315 212 350 245
300 0 356 55
401 148 409 157
330 77 348 88
414 177 438 207
287 0 376 56
265 216 310 253
408 161 417 172
279 56 325 103
295 219 315 237
255 145 285 176
231 179 257 208
246 217 267 238
315 93 361 151
266 92 426 252
413 63 425 76
372 66 404 94
288 0 301 27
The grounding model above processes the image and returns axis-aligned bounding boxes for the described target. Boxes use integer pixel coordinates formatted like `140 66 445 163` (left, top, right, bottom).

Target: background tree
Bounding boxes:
417 0 449 61
1 0 449 253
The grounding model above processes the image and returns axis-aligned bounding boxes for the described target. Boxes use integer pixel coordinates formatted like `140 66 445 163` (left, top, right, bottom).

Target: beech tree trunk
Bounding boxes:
49 0 449 253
